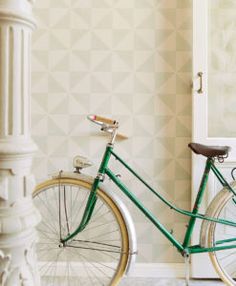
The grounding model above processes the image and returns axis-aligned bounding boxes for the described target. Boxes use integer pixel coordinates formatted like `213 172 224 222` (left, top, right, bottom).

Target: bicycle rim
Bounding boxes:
33 178 129 286
208 195 236 286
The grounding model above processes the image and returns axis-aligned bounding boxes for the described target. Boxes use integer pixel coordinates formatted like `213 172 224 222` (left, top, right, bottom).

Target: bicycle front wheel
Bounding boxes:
208 191 236 286
33 178 130 286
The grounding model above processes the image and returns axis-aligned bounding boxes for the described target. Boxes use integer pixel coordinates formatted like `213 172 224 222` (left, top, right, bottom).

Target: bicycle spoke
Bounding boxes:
37 212 58 236
209 194 236 285
67 247 111 282
86 228 120 241
70 190 89 230
79 219 118 234
36 195 59 234
66 244 122 255
72 239 121 249
67 239 121 261
34 179 129 286
90 209 111 223
39 249 63 274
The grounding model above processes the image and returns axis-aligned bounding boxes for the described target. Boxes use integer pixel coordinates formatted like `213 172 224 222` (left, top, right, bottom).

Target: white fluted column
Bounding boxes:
0 0 41 285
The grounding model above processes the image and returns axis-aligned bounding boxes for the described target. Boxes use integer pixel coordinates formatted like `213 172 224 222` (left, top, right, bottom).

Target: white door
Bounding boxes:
192 0 236 277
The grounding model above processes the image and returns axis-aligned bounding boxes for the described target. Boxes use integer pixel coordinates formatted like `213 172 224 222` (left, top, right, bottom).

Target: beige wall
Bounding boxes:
31 0 192 263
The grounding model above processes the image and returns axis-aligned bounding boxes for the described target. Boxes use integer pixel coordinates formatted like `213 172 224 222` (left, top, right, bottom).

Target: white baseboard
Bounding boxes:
40 262 185 279
128 263 185 278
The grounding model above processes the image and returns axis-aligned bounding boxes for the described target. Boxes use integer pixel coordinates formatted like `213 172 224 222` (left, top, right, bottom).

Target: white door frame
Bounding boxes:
192 2 213 276
191 0 236 277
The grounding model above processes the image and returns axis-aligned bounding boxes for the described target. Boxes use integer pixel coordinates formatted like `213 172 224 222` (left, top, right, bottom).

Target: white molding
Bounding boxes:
128 263 185 278
40 262 185 279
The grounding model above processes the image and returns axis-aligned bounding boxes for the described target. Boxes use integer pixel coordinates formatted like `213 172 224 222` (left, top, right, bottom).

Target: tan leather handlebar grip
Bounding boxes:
91 115 116 125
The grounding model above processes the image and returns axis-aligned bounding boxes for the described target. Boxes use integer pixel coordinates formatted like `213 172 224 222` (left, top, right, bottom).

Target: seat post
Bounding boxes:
183 158 213 248
184 254 190 286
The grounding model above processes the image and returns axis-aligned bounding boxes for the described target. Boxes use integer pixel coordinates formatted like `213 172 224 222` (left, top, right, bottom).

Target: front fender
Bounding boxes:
200 182 236 247
52 171 137 275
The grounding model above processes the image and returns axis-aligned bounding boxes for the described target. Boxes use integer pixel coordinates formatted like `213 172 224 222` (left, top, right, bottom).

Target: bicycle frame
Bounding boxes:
62 143 236 256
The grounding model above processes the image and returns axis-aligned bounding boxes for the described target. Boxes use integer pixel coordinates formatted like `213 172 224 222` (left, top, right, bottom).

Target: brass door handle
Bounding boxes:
197 72 203 94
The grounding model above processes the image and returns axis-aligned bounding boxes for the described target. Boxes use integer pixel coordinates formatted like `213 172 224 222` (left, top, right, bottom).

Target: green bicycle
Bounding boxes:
34 114 236 286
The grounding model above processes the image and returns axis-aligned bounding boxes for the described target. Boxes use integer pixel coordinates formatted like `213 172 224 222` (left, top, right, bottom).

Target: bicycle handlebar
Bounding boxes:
87 114 117 127
87 114 128 140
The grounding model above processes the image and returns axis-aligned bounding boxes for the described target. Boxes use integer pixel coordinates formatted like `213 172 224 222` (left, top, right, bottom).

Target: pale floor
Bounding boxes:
42 278 224 285
119 278 224 285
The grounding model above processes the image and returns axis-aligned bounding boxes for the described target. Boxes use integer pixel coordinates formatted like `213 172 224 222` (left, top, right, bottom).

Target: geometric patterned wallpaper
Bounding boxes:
31 0 192 263
208 0 236 137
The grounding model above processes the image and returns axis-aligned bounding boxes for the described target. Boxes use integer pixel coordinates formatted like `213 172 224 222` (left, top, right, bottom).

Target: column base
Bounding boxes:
0 200 41 286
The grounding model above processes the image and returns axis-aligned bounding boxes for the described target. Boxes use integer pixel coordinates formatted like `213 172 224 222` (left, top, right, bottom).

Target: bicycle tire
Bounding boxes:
33 178 130 286
207 189 236 286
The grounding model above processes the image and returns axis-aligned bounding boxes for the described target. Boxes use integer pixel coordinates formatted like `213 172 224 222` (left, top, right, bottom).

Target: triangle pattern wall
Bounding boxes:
31 0 192 263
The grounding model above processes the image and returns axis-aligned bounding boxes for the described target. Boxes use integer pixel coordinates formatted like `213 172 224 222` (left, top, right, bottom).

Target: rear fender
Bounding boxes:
200 181 236 247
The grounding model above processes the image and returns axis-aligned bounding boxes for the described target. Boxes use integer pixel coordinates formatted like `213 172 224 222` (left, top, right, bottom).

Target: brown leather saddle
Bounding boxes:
188 143 230 159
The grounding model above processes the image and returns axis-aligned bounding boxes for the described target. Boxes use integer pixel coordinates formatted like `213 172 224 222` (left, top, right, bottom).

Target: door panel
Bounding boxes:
192 0 236 277
208 0 236 138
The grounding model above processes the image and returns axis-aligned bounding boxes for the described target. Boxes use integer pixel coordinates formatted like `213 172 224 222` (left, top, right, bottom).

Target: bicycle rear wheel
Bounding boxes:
33 178 130 286
208 192 236 286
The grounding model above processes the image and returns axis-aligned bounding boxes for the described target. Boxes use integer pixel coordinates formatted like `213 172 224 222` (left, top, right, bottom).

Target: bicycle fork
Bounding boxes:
60 144 113 244
59 176 100 244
